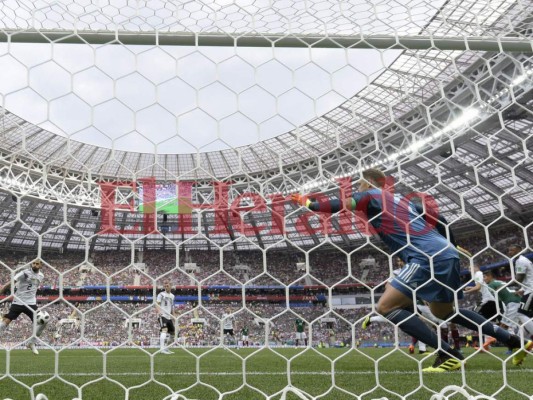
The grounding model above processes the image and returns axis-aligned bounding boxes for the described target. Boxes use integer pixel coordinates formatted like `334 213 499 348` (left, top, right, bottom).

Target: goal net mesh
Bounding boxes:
0 0 531 399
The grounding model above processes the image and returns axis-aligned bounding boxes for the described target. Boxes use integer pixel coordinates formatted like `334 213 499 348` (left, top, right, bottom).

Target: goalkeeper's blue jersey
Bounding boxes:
309 188 459 264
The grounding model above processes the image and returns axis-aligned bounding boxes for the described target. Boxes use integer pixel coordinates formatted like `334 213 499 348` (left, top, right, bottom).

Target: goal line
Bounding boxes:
11 369 533 378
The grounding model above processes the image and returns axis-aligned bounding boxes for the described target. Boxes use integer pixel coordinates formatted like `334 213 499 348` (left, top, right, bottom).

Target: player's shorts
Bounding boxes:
474 301 500 322
390 258 462 303
158 316 175 334
295 332 307 340
518 293 533 318
242 335 248 341
502 302 520 326
4 304 37 322
223 328 234 336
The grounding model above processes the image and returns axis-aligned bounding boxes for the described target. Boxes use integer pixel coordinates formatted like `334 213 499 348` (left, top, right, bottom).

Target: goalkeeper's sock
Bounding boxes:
451 328 461 350
160 332 167 349
384 309 463 359
370 315 387 324
451 309 521 349
440 327 449 343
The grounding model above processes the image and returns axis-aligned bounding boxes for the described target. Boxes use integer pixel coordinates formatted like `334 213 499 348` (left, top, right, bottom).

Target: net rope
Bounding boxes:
0 1 531 400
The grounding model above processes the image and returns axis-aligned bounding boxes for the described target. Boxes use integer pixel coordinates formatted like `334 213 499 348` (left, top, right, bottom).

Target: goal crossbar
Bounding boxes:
0 30 531 52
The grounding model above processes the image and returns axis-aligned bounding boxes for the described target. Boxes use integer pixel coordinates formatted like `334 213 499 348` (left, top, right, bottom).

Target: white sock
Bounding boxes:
160 332 166 349
370 316 387 323
517 315 533 337
418 341 427 352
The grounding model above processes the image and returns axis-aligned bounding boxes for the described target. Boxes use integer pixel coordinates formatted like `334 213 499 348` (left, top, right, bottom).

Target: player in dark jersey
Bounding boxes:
241 326 249 347
295 318 307 346
292 168 531 371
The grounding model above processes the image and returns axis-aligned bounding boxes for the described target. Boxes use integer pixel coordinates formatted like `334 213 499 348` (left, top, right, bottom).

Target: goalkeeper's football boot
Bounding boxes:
512 340 533 366
423 352 462 372
362 316 372 330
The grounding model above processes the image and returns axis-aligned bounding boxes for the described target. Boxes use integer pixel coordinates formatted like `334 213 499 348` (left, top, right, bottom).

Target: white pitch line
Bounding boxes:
8 369 533 378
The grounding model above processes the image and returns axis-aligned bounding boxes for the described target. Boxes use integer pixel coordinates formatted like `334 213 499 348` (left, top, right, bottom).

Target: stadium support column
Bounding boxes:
407 164 484 223
291 203 320 246
63 208 84 253
248 213 265 249
118 211 128 250
89 215 102 254
6 201 39 248
446 157 524 216
201 213 211 251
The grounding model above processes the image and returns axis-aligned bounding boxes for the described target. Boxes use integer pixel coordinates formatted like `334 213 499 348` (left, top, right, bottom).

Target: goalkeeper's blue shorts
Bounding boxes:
390 258 462 303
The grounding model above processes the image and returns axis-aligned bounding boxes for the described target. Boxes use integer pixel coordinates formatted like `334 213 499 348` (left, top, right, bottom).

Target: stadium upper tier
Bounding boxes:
0 53 531 229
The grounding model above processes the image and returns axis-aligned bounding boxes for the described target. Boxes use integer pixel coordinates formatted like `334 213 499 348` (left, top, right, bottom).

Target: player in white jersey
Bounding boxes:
156 282 175 354
465 265 497 316
509 245 533 341
0 259 47 354
464 264 499 350
221 308 235 346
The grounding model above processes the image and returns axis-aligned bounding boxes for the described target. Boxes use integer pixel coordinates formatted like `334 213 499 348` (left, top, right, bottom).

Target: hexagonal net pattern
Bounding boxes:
0 1 532 400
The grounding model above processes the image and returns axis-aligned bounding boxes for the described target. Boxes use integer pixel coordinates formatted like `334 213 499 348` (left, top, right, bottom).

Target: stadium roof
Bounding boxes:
0 0 531 250
0 0 529 180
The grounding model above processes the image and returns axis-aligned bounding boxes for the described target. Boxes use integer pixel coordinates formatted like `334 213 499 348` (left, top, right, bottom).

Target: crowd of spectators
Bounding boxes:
0 222 527 288
0 224 529 349
0 300 408 349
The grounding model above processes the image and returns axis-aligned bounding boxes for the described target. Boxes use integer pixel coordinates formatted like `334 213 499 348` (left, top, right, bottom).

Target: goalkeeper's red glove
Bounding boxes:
291 193 311 207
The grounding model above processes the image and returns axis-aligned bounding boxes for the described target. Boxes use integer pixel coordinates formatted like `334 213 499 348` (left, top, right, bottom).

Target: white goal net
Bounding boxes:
0 0 531 399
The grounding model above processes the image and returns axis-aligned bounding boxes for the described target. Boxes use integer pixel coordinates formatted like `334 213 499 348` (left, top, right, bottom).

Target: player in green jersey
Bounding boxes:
484 271 533 340
295 318 307 347
241 326 249 347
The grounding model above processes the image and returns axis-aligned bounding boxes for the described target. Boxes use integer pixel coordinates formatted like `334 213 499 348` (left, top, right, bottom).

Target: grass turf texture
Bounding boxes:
0 347 531 399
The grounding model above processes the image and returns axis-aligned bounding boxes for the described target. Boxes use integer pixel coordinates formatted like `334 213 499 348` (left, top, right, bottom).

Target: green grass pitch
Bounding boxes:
0 347 531 399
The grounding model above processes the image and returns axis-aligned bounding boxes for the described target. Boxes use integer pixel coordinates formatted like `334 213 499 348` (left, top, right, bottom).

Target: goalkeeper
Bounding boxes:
291 168 531 372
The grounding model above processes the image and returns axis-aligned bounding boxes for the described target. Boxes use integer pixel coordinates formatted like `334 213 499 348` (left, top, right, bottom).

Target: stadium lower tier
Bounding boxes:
0 302 413 349
1 299 491 351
